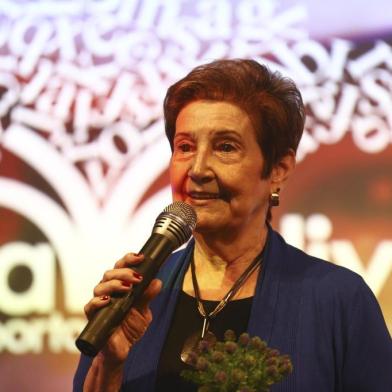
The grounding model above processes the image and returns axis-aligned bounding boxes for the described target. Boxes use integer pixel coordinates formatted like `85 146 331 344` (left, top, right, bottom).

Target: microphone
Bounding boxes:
75 201 197 357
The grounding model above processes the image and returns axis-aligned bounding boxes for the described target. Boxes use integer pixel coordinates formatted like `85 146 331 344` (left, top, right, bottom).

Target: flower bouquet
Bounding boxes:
181 330 293 392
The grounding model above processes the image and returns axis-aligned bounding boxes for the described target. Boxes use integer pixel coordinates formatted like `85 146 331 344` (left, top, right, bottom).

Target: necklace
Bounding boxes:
180 249 264 363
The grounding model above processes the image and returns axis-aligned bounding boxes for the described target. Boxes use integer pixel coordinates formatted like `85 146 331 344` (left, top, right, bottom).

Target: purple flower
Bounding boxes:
244 354 256 366
238 332 250 347
266 365 279 379
231 368 246 383
267 348 280 358
198 340 210 353
224 341 238 354
224 329 236 342
214 342 225 352
196 357 209 371
214 370 227 383
211 350 225 363
204 331 217 346
266 357 278 367
249 336 267 351
180 332 293 391
279 361 293 375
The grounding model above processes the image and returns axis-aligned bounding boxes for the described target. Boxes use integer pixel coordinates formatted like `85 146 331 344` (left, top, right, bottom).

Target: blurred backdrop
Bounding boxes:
0 0 391 390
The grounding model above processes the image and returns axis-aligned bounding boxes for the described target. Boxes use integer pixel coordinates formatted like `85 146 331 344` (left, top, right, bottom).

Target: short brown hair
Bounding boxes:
163 58 305 177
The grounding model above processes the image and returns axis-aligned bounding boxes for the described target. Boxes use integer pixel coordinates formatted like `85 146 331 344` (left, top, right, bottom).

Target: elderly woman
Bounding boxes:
74 59 392 391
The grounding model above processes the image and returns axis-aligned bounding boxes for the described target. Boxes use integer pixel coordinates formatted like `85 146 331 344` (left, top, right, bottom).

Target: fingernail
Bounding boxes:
135 253 143 257
134 272 143 280
100 295 109 301
122 281 132 287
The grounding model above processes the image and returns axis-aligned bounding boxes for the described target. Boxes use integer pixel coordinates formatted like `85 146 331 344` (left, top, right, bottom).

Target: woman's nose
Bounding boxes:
188 148 213 184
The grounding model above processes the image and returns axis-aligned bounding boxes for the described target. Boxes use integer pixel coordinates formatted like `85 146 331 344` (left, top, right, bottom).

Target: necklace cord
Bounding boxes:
190 249 264 321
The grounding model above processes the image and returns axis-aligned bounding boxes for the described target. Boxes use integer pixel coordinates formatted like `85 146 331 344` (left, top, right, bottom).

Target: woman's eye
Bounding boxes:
218 143 236 152
178 143 192 152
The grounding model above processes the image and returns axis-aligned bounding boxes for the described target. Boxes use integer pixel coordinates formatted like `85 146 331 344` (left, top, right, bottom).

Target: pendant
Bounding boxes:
201 317 209 339
180 317 214 364
180 331 200 364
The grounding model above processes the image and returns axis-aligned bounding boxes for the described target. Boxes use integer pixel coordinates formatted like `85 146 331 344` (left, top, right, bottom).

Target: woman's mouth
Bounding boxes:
187 191 220 200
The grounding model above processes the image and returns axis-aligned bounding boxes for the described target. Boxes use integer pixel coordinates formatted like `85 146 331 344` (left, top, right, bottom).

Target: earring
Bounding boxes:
270 188 280 207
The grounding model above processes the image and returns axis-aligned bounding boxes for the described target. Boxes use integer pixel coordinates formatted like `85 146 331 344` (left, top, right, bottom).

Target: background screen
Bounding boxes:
0 0 391 390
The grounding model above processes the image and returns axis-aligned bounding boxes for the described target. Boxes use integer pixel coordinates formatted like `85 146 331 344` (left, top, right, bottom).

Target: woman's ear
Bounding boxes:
270 149 296 191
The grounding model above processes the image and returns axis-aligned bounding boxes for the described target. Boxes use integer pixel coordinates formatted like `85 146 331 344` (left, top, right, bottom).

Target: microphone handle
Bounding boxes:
75 233 176 357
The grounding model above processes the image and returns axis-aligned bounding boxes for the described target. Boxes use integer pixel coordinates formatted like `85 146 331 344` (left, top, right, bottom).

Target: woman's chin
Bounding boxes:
193 214 228 234
184 199 232 232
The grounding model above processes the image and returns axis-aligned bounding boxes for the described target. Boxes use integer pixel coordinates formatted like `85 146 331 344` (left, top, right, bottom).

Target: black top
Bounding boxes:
156 290 254 391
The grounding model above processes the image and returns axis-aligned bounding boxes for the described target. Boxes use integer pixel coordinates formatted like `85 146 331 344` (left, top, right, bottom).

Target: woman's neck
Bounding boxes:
193 223 267 265
182 223 268 300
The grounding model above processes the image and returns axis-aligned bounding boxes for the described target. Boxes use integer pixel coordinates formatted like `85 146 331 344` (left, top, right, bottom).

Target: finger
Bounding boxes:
84 295 111 320
135 279 162 313
100 267 144 284
114 253 144 269
93 279 136 297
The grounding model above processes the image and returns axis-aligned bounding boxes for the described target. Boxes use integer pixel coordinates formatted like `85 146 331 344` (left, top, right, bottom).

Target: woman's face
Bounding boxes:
170 100 277 234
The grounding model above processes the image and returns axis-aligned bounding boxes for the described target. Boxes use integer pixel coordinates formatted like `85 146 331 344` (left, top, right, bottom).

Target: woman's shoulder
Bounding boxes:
273 231 387 334
273 228 368 297
268 233 392 390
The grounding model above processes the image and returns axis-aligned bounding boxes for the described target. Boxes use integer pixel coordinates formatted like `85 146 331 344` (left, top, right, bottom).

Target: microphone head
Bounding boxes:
153 201 197 248
163 201 197 228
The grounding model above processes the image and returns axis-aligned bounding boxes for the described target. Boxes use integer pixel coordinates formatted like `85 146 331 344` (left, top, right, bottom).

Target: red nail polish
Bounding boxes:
134 272 143 280
100 295 109 301
122 281 132 287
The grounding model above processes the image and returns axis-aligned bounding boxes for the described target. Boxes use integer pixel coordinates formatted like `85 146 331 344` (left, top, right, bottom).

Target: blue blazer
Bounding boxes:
74 228 392 391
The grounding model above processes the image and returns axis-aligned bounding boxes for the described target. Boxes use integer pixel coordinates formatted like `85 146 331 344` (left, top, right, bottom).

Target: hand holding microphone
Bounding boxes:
82 252 162 364
76 201 197 358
